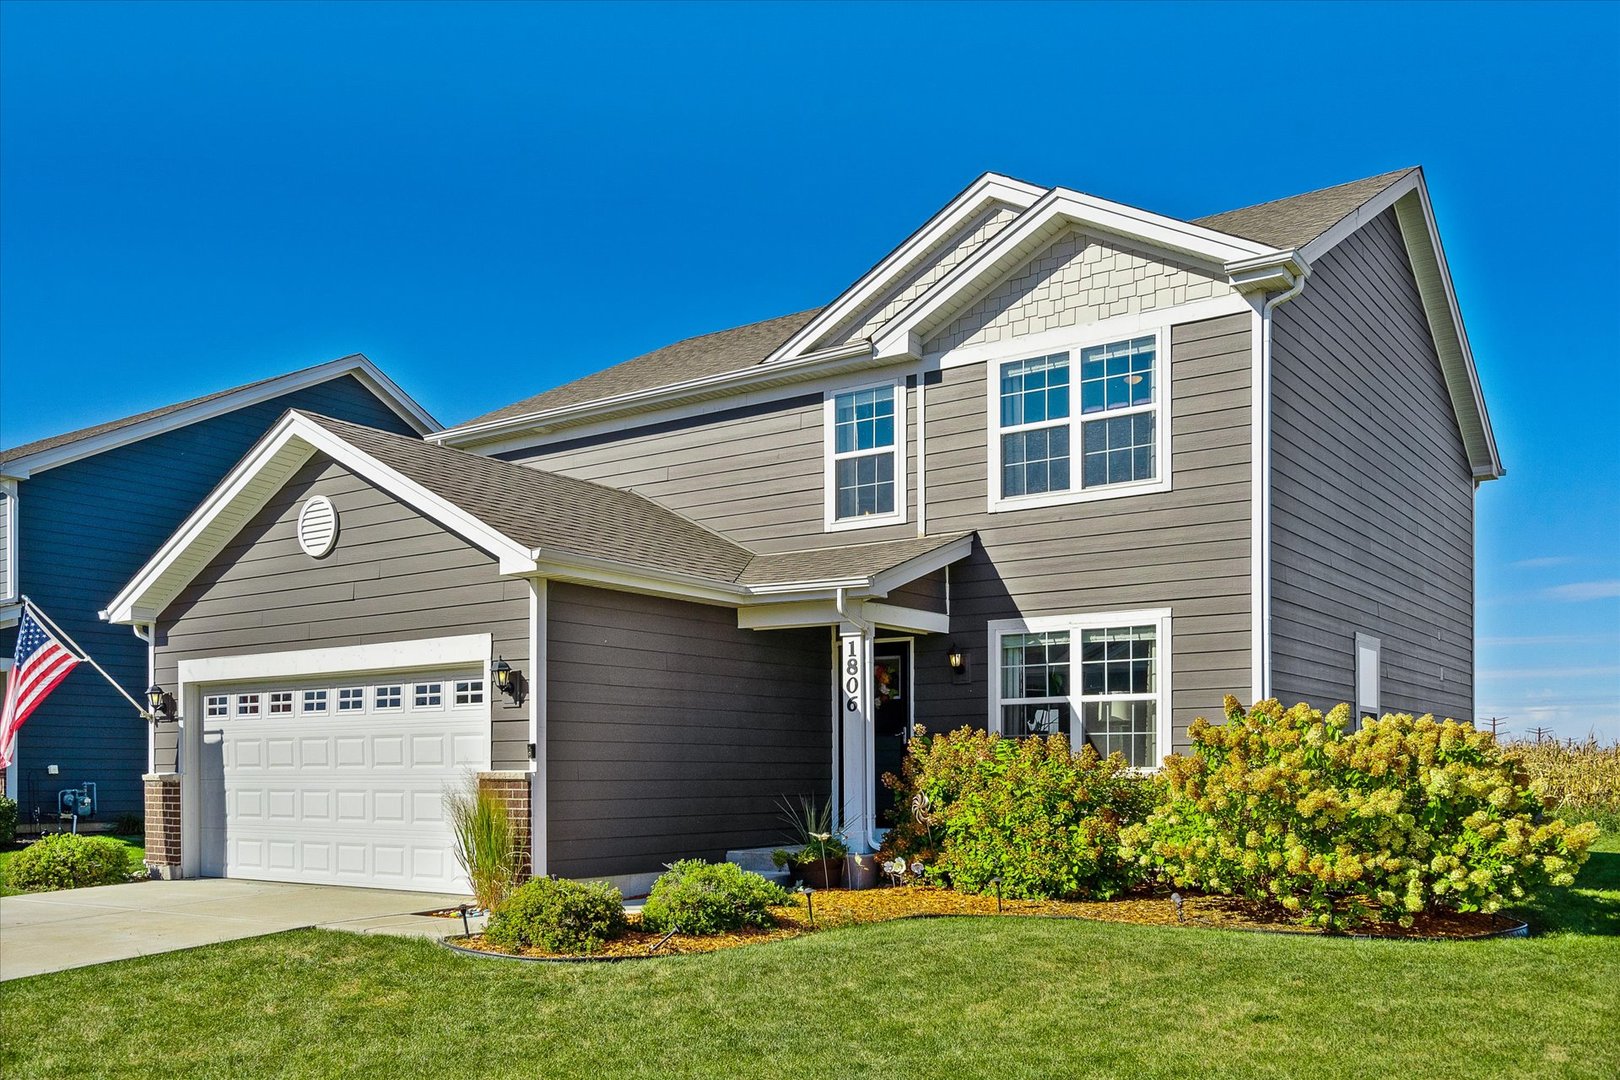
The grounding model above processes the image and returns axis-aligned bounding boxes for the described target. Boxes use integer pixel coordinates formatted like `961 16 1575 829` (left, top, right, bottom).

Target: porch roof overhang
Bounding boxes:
103 411 976 626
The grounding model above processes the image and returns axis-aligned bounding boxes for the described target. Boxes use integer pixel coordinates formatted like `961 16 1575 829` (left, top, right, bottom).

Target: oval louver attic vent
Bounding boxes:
297 495 339 558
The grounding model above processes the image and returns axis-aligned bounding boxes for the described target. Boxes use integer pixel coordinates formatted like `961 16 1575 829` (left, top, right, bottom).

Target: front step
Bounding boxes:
724 846 792 887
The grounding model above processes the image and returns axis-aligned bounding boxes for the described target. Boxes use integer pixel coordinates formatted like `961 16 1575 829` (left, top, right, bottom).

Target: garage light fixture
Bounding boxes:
491 657 527 707
145 684 177 721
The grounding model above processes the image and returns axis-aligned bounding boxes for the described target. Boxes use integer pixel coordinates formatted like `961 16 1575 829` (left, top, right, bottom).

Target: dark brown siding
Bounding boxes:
1269 208 1475 720
546 582 830 879
154 455 531 769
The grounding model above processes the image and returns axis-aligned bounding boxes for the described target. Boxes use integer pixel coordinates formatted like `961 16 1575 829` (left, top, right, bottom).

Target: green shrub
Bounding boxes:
484 876 629 954
878 726 1153 900
639 860 791 935
4 833 135 892
0 795 16 846
1122 697 1600 928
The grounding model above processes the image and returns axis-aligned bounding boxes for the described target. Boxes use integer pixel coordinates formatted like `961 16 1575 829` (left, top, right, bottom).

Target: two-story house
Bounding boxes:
104 167 1500 894
1 357 437 825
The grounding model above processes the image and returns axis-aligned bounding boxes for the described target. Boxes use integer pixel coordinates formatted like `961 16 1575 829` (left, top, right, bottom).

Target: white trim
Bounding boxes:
104 412 539 624
762 174 1047 366
295 495 339 558
987 608 1174 769
931 294 1250 371
1355 632 1382 724
1 658 13 801
529 577 547 877
823 378 908 532
873 188 1275 363
0 355 439 480
984 326 1172 514
0 479 17 605
1248 300 1267 703
176 634 492 687
865 602 949 636
914 376 927 538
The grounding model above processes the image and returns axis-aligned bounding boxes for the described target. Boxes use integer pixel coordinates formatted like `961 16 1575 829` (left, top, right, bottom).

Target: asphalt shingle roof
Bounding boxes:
459 171 1416 432
0 359 373 466
302 413 966 591
1192 168 1417 250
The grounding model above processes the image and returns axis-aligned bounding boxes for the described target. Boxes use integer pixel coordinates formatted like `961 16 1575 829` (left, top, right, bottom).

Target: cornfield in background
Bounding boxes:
1511 737 1620 830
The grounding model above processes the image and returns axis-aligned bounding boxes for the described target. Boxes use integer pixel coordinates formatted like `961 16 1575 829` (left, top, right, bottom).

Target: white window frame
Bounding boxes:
336 686 366 712
0 479 18 605
234 693 261 719
454 678 485 706
823 378 907 531
412 681 444 710
267 690 294 716
373 684 404 711
988 608 1173 770
985 326 1172 513
1355 632 1381 726
204 694 229 719
300 688 329 715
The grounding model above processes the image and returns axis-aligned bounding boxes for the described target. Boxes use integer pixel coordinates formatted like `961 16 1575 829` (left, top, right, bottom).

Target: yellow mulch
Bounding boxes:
451 886 1521 961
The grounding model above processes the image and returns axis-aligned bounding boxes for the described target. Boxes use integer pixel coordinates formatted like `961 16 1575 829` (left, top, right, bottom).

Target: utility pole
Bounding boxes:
1529 725 1554 744
1483 716 1508 738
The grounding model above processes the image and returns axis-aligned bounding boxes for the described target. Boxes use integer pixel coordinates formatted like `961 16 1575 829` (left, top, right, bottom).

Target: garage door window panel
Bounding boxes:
337 687 365 712
374 685 403 711
301 689 329 715
235 693 261 718
413 683 443 710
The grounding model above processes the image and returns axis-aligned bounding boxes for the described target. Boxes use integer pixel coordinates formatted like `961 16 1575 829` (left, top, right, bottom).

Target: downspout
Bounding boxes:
132 623 156 774
1256 272 1308 701
834 587 881 854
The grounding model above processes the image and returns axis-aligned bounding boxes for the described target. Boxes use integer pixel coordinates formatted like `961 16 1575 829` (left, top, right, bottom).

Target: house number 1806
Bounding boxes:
842 637 863 713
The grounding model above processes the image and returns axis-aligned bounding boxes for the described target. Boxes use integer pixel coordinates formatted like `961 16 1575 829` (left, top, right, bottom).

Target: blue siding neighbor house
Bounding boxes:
0 356 436 826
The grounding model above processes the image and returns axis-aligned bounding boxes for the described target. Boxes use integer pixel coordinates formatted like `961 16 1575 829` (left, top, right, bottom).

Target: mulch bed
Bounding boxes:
446 885 1527 962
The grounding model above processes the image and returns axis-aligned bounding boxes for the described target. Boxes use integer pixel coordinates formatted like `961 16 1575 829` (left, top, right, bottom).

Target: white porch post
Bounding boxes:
837 621 876 852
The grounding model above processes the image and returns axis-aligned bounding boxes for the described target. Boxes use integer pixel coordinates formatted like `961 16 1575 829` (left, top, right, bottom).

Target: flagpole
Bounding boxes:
19 596 149 717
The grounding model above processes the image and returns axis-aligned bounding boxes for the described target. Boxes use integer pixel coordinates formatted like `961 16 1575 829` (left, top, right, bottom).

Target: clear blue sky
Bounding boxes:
2 2 1615 740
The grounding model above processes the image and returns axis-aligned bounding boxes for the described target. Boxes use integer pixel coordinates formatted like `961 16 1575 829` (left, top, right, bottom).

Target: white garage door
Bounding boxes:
198 669 491 892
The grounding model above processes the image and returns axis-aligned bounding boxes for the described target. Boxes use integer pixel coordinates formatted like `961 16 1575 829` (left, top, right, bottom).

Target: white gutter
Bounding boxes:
132 622 157 774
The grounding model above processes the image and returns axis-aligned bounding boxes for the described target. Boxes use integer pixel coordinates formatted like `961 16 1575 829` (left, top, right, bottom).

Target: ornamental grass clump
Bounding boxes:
444 777 522 912
879 725 1153 900
639 860 791 935
1122 697 1598 928
484 876 629 954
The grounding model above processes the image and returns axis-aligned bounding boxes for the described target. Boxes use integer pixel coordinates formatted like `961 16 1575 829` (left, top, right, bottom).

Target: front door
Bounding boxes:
873 640 912 828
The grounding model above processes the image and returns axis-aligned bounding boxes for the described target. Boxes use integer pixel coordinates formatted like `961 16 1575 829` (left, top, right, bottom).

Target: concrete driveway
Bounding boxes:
0 879 472 981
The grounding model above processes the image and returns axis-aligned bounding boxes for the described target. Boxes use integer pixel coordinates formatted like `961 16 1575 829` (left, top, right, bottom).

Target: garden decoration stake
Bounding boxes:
1171 893 1184 923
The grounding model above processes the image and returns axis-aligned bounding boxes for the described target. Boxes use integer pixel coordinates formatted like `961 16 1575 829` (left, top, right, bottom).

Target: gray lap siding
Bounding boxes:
1268 209 1474 720
152 455 530 771
545 581 830 880
917 312 1255 748
4 375 420 820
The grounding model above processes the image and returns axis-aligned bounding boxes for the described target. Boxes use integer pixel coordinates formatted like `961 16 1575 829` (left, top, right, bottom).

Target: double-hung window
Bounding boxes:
992 332 1167 509
825 382 905 529
990 609 1171 769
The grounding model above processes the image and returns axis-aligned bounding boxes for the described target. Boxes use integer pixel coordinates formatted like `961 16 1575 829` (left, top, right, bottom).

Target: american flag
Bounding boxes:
0 607 82 770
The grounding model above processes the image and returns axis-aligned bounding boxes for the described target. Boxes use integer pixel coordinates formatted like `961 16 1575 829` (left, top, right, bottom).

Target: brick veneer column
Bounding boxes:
477 771 533 884
142 773 182 880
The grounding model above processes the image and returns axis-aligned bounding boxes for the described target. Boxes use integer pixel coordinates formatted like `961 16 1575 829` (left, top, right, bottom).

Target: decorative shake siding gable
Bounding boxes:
923 228 1232 356
151 454 530 772
1268 208 1474 720
545 581 830 879
818 202 1025 349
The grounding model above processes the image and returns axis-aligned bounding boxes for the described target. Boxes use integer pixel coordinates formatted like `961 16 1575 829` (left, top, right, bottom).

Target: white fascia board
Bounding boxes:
0 355 438 479
1296 170 1502 480
106 412 536 625
872 190 1282 362
430 340 879 450
176 634 492 685
761 174 1048 366
737 599 949 635
867 535 975 597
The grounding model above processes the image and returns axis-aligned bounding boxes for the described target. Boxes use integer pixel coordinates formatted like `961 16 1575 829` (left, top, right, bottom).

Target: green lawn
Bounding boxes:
2 835 1615 1080
0 834 144 897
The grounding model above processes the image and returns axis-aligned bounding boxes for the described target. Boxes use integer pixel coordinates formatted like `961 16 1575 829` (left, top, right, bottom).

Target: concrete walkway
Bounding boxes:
0 879 474 981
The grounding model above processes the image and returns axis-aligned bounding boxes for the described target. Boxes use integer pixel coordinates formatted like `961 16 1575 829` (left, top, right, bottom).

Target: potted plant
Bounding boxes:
777 796 850 889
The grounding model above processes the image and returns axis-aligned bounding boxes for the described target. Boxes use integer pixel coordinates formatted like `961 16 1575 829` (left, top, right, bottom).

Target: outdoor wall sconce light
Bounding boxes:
145 684 177 721
947 645 966 672
492 657 528 707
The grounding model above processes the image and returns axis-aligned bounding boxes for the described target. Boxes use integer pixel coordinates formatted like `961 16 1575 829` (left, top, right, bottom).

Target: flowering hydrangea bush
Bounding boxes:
1121 697 1598 927
879 726 1153 900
